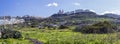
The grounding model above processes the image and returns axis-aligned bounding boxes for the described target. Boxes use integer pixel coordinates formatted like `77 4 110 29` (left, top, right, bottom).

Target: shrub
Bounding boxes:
73 21 117 34
58 25 68 29
1 29 22 39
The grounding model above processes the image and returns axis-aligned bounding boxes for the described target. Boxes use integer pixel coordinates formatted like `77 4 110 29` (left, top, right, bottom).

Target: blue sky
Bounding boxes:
0 0 120 17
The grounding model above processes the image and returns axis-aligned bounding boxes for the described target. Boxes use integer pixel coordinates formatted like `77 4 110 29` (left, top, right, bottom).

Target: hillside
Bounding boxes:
0 9 120 44
40 9 119 27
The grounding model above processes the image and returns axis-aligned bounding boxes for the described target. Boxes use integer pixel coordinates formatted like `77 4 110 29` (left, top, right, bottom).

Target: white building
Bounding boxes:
0 18 25 25
57 10 64 14
84 9 91 12
75 9 93 13
75 9 84 13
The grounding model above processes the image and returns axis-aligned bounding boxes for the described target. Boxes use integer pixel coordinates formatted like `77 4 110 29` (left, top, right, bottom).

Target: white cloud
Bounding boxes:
46 2 58 7
101 10 120 15
73 2 80 6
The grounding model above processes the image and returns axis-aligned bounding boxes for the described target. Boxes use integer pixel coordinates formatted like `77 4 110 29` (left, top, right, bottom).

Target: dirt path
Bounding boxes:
26 38 42 44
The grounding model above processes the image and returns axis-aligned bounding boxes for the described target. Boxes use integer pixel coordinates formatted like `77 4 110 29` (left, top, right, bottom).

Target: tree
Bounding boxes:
1 29 22 39
73 21 117 34
58 25 68 29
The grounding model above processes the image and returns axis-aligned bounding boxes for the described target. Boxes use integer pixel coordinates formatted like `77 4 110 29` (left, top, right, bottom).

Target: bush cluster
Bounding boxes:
0 29 22 39
74 21 117 34
58 25 68 29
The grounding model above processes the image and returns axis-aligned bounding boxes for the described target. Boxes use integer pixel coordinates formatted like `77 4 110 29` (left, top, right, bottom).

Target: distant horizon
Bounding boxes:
0 0 120 17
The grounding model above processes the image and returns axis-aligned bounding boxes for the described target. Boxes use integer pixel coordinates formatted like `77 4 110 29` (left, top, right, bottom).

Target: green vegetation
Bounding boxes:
0 27 119 44
58 25 68 29
0 14 120 44
74 21 117 34
0 39 31 44
0 29 22 39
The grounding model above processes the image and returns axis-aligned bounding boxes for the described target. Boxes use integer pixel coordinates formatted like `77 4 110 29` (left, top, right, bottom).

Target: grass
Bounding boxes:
0 38 31 44
0 27 120 44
